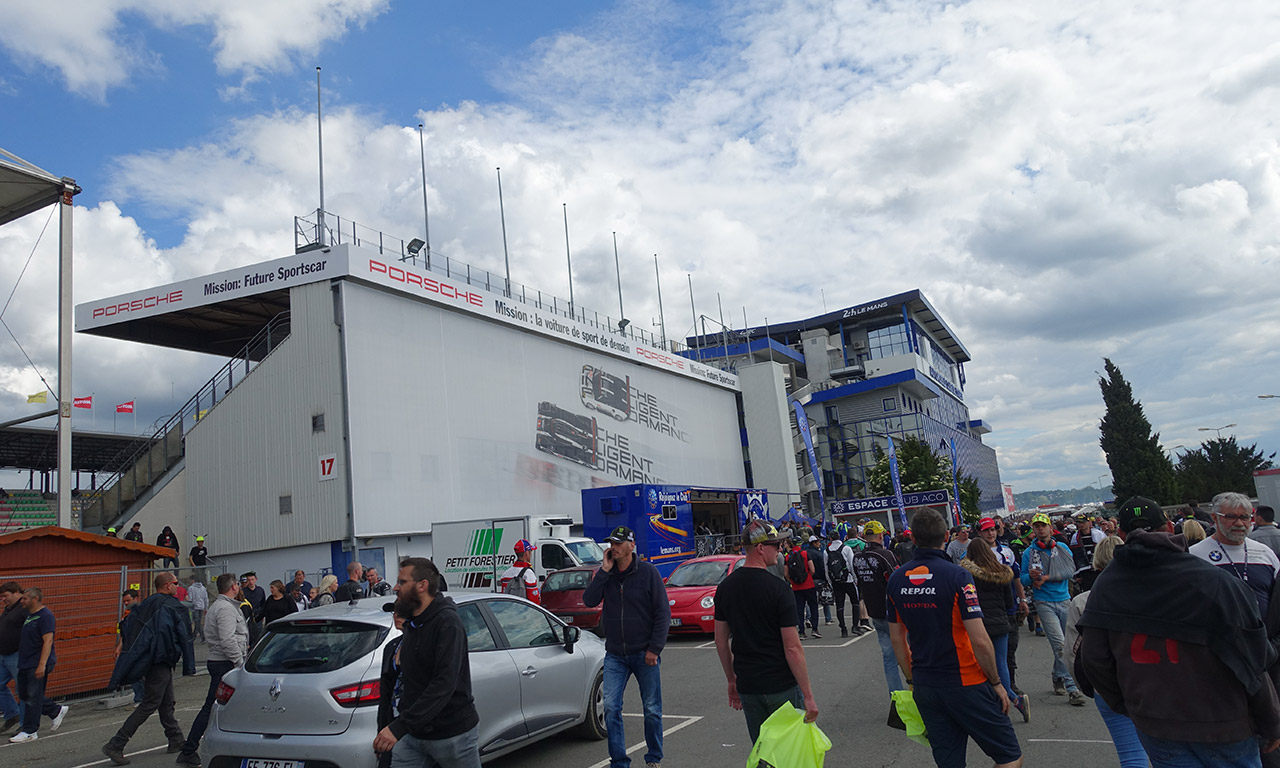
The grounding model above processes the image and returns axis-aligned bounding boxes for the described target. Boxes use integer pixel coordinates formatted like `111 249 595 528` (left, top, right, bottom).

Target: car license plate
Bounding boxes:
241 760 302 768
670 618 681 626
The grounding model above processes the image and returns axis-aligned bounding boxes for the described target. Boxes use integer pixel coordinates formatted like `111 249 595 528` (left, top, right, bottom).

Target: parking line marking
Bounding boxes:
0 725 99 747
584 715 702 768
67 743 168 768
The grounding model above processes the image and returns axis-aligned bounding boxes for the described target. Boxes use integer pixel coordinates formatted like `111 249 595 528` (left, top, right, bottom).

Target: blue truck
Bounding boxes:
581 484 768 577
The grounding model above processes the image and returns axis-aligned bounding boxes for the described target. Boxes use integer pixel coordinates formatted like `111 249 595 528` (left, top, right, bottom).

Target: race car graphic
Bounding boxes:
580 365 632 421
535 401 598 469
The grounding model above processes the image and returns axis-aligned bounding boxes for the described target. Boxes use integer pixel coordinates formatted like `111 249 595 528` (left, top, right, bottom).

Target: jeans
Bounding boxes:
1006 614 1020 690
831 582 860 632
107 664 183 749
130 680 144 703
191 610 205 640
16 665 60 734
793 588 818 634
991 633 1016 700
872 618 904 692
1034 599 1078 692
0 651 21 721
740 685 803 746
161 556 179 569
1136 732 1261 768
1095 694 1149 768
603 652 663 767
390 727 481 768
180 660 233 756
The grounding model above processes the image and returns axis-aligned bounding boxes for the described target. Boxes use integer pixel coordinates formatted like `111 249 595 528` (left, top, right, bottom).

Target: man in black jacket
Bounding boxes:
374 558 479 768
582 526 669 768
103 572 195 765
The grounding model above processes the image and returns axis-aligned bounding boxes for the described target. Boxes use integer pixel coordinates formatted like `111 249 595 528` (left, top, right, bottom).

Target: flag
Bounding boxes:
73 396 93 409
791 401 826 522
116 401 135 414
949 438 962 526
887 435 908 533
27 392 47 404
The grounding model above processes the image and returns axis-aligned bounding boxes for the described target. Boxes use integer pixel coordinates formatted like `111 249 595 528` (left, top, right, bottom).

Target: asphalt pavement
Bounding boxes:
2 623 1124 768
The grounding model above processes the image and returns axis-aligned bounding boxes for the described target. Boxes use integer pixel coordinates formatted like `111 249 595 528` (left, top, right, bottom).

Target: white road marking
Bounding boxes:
584 715 703 768
67 743 168 768
0 725 97 747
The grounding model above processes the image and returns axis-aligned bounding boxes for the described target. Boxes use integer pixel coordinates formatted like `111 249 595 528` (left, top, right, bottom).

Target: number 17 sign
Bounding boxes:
318 454 338 482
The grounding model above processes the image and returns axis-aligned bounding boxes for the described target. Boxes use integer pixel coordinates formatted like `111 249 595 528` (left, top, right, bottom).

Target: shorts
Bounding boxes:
913 683 1021 768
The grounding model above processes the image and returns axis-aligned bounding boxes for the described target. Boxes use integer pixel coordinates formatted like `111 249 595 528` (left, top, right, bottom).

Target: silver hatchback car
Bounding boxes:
202 593 607 768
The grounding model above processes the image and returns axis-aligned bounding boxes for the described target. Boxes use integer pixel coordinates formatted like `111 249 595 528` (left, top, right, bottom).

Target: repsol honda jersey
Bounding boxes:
886 548 986 687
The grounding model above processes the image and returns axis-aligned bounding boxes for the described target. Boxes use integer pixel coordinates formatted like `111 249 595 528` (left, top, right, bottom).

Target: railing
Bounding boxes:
295 209 690 354
86 312 293 529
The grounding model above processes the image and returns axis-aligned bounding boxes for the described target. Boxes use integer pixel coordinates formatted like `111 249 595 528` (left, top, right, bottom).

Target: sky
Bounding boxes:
1 0 1278 495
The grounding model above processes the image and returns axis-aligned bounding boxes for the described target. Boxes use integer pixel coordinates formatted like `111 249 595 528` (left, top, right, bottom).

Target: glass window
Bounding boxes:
543 569 595 592
882 397 896 412
249 621 388 674
566 540 603 564
541 545 567 571
458 603 497 651
488 599 560 648
667 559 734 587
866 323 911 360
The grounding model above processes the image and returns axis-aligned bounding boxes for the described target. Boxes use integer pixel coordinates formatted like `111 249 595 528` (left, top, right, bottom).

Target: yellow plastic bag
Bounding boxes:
890 689 930 746
746 702 832 768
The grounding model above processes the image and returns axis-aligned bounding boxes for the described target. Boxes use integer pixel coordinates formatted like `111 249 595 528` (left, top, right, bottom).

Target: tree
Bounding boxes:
1098 358 1179 504
1175 437 1275 502
958 475 983 524
865 435 981 521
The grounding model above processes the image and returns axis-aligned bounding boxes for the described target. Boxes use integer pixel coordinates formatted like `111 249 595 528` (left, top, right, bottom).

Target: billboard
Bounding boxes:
341 281 746 536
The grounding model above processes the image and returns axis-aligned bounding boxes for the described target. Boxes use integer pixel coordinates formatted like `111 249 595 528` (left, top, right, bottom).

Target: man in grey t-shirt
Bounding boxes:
1249 505 1280 560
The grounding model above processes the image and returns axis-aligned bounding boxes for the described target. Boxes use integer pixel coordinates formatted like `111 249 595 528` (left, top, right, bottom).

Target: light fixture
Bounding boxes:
407 238 426 256
617 318 630 332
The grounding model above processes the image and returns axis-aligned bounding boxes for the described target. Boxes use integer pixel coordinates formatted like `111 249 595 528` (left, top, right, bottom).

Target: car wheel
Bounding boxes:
574 670 607 740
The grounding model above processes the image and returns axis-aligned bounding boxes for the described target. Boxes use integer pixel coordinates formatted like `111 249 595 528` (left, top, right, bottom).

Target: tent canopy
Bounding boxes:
0 148 73 227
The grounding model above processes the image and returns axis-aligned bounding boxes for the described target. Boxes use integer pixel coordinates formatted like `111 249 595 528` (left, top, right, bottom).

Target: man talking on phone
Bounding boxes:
583 527 670 768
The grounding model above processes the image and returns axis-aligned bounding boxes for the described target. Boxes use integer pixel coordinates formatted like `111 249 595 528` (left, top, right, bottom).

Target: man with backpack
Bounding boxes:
786 540 820 639
499 540 541 605
825 531 861 638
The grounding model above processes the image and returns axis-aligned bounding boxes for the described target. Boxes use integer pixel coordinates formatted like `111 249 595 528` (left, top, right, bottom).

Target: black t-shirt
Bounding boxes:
260 595 298 625
852 543 898 620
713 566 798 695
242 584 266 612
0 601 25 655
190 546 208 565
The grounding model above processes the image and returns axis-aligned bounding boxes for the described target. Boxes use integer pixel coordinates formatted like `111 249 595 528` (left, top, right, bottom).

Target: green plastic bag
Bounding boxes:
746 702 832 768
890 689 930 746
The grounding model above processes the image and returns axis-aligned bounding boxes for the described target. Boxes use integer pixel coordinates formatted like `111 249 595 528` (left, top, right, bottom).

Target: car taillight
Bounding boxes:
330 680 380 707
214 681 235 705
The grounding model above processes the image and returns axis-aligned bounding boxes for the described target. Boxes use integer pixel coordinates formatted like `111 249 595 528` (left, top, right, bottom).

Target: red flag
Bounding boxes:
116 401 135 414
73 396 93 409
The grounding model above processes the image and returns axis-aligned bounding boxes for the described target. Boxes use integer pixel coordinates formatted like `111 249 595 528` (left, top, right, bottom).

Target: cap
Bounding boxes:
1118 496 1167 533
862 520 886 535
514 539 537 554
978 517 996 531
1031 512 1052 526
195 536 205 541
1072 510 1091 521
808 535 818 543
827 529 842 540
741 519 786 546
604 526 635 543
107 526 117 533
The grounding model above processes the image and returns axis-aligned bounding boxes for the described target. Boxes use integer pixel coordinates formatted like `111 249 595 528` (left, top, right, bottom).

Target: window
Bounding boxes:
249 620 387 674
866 323 911 360
311 413 325 433
458 603 497 651
543 569 595 592
662 504 677 520
882 397 897 412
541 545 567 571
488 600 560 648
279 495 293 515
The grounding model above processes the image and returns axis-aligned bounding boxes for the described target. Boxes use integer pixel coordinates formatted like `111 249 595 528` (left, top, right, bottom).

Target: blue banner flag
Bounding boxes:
887 435 908 532
949 438 962 526
792 401 826 523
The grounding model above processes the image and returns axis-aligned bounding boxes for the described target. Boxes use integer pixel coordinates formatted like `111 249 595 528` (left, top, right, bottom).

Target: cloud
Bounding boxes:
0 0 389 100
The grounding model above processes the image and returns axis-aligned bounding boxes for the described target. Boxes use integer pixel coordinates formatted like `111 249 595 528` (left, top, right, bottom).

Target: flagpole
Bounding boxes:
562 203 574 320
316 67 326 246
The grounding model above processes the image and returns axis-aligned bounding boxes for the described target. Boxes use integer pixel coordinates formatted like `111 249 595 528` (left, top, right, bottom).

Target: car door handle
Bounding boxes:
520 666 538 677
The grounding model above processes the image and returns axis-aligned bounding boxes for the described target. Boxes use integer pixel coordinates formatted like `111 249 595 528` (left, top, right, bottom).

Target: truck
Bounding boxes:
581 484 768 577
431 516 604 590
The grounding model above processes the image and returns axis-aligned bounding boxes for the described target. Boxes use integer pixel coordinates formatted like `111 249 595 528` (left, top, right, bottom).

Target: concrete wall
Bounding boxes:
739 361 800 499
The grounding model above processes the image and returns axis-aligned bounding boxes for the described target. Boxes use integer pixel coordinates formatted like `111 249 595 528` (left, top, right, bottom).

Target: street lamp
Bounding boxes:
1261 395 1278 399
1198 423 1236 440
1165 444 1184 458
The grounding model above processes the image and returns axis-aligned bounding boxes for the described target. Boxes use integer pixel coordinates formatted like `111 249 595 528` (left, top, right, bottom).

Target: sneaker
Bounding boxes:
175 751 202 767
102 744 131 765
811 630 822 639
124 703 136 711
51 705 69 731
1014 694 1030 722
168 739 186 753
1053 679 1067 696
1035 628 1046 637
798 633 807 639
646 763 661 768
1069 690 1087 707
840 629 849 638
9 731 37 744
824 619 833 625
0 717 18 735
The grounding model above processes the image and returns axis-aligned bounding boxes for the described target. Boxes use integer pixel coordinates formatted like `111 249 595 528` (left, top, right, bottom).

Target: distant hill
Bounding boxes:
1013 486 1112 509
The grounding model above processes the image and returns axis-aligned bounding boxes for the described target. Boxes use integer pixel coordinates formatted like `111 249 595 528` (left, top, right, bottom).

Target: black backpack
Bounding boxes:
786 550 808 585
827 547 849 583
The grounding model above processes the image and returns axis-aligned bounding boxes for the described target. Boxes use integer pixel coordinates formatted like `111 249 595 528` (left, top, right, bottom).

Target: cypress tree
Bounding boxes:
1098 358 1178 504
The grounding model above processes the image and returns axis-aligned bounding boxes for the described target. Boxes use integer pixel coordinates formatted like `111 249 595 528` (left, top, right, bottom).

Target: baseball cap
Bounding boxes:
106 527 116 533
195 535 204 541
862 520 886 535
741 519 786 546
514 539 537 554
1031 512 1052 526
603 526 635 544
978 517 996 531
808 535 818 543
1118 496 1167 533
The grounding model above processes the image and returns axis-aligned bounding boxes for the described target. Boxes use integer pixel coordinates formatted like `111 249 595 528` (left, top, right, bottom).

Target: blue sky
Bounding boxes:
1 0 1279 493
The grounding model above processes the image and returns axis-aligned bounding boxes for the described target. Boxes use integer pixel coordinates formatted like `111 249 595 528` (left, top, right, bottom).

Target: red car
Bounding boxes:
541 565 602 631
665 555 746 634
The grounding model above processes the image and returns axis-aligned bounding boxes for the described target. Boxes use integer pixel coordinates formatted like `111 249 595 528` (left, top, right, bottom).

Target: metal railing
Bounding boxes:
86 312 293 529
295 209 690 354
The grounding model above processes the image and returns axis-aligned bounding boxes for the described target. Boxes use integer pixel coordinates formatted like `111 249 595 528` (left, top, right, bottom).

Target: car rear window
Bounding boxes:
248 620 388 674
544 570 594 591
